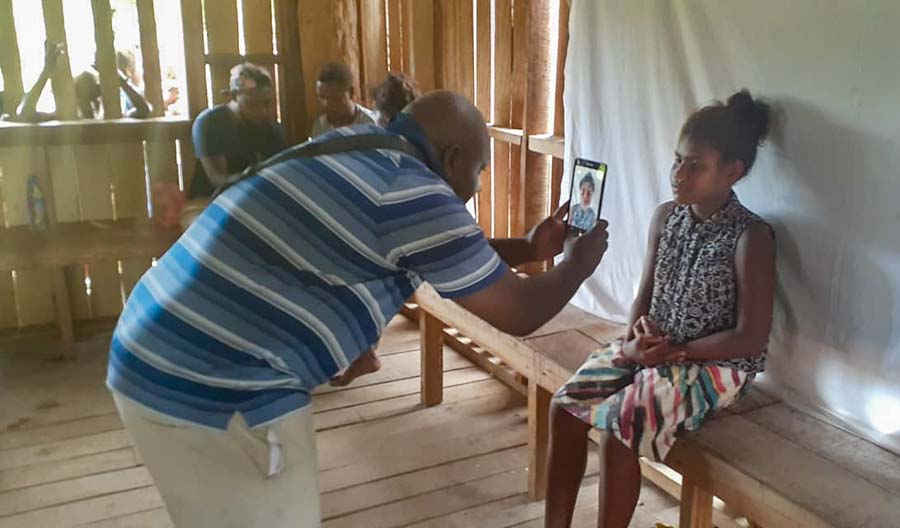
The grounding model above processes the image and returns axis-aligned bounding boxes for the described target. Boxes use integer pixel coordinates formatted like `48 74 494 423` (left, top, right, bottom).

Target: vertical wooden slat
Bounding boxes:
51 269 75 359
73 146 121 318
41 0 77 120
274 0 306 143
680 477 715 528
137 0 165 117
508 0 529 237
204 0 240 106
523 0 553 243
358 0 388 106
0 147 55 328
387 0 404 72
296 0 361 137
91 0 122 119
46 146 92 322
549 0 569 214
0 159 16 329
458 0 475 103
399 0 413 78
180 0 209 118
475 0 493 236
435 0 474 101
0 0 24 112
406 0 435 94
492 0 513 238
111 144 151 302
242 0 274 54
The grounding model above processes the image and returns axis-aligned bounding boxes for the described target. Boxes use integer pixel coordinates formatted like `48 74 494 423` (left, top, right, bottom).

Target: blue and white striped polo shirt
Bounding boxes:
107 116 507 429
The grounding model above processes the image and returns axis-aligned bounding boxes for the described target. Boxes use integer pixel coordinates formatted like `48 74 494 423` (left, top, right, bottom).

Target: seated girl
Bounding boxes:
544 90 776 528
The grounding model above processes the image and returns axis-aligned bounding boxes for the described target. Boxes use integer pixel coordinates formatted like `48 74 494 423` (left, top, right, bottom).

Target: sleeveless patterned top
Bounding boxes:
648 193 769 374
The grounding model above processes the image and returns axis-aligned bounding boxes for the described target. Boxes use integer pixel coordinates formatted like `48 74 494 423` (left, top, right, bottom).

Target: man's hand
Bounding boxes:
527 201 570 262
562 219 609 280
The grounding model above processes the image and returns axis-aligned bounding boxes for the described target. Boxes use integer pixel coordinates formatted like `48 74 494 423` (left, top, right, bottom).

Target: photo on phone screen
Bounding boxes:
567 159 608 234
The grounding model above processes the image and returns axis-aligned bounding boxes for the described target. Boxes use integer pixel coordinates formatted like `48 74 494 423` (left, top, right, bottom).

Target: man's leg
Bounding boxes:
114 394 320 528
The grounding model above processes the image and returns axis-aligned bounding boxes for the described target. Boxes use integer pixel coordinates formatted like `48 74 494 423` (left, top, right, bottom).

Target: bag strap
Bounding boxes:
213 133 426 197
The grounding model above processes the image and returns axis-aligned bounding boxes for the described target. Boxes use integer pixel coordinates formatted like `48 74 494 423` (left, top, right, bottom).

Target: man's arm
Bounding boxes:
120 74 152 118
456 222 609 336
488 238 535 267
15 42 64 123
488 202 570 267
198 155 233 188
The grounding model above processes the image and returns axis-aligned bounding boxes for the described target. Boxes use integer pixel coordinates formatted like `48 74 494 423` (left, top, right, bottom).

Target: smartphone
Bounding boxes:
567 158 608 235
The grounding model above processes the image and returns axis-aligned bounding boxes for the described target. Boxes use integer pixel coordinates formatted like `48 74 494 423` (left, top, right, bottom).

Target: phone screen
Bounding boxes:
567 159 608 234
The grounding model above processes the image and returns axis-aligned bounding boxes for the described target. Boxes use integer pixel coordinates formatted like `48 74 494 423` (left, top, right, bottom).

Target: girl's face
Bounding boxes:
580 184 593 206
670 136 742 205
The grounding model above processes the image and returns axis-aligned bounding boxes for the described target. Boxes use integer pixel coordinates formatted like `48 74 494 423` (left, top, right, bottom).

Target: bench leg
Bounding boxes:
679 476 714 528
52 268 76 360
528 380 551 501
419 310 444 406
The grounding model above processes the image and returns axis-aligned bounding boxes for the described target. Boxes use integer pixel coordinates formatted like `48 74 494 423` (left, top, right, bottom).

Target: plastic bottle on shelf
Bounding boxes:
27 175 49 231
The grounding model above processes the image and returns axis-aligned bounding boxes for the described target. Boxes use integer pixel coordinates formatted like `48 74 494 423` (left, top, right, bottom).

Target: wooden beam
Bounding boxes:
419 309 444 406
0 0 23 111
527 380 551 500
475 0 492 236
41 0 77 120
406 0 435 94
488 126 523 145
527 134 564 158
492 0 513 238
680 476 715 528
508 0 529 236
0 119 191 146
204 0 240 106
180 0 209 117
274 0 307 144
91 0 122 119
137 0 164 117
357 0 388 106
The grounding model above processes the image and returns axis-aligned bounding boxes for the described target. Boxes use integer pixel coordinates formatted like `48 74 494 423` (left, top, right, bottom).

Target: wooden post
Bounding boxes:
680 476 715 528
492 0 513 238
0 0 24 111
528 379 551 500
274 0 306 144
419 309 444 406
41 0 77 120
357 0 388 105
51 268 75 360
137 0 165 117
204 0 239 106
180 0 209 118
91 0 122 119
508 0 529 237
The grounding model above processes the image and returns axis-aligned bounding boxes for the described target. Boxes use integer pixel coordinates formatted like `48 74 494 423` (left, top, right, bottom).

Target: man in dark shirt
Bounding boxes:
189 62 285 199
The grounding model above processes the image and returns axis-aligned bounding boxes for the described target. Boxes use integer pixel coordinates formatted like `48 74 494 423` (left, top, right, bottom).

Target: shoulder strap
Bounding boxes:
213 133 426 197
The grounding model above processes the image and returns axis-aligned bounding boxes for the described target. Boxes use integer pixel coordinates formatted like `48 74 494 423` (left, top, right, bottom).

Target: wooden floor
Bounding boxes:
0 315 691 528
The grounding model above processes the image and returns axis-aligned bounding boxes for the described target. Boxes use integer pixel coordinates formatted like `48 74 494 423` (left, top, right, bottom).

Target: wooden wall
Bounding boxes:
0 0 569 335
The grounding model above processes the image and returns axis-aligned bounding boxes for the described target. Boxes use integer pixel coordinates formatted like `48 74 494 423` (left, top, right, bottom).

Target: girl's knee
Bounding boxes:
550 402 590 437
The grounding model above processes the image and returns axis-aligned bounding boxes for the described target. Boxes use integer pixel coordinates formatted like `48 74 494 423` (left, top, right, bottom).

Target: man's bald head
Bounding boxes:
406 91 490 201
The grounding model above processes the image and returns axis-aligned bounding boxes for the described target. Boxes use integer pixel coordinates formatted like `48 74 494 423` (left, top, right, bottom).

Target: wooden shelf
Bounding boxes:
527 133 564 159
0 118 191 146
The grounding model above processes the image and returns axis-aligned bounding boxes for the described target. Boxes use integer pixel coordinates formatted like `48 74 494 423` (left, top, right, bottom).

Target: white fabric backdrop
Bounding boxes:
562 0 900 453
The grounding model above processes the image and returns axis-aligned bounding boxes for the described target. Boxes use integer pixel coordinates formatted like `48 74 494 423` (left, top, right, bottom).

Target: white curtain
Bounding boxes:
563 0 900 453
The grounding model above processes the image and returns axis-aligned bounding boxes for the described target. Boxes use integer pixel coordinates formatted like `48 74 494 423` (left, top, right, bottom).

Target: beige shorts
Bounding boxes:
113 393 321 527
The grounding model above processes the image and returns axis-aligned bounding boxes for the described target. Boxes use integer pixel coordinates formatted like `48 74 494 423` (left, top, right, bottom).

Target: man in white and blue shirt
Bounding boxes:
108 91 610 527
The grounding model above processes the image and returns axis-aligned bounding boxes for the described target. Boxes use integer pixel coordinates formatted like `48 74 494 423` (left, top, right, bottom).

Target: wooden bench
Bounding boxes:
413 283 900 527
0 219 181 359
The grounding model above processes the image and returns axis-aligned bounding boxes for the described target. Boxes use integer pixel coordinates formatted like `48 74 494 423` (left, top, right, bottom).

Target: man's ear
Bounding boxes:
442 143 462 173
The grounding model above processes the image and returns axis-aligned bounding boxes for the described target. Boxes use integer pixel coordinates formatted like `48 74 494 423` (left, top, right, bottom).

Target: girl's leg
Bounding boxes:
545 402 592 528
329 349 382 386
597 435 642 528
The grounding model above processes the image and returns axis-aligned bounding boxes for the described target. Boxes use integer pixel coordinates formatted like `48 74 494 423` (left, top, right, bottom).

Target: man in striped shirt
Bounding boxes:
107 91 609 527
